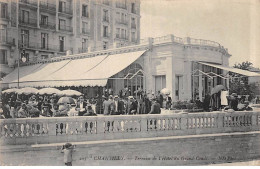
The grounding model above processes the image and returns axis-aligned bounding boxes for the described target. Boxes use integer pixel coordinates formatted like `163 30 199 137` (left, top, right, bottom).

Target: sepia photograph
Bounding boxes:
0 0 260 166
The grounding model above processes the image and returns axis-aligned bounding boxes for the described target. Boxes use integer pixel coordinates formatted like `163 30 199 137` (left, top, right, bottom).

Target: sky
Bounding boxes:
140 0 260 68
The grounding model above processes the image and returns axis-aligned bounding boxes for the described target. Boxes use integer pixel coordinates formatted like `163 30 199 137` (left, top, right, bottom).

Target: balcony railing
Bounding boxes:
116 20 128 25
59 25 73 32
82 28 89 34
0 36 15 46
78 48 88 53
19 17 37 27
58 7 73 15
0 13 10 20
40 22 56 30
115 36 128 40
103 16 109 22
116 3 127 9
39 1 56 11
18 40 71 52
19 0 37 7
131 23 136 29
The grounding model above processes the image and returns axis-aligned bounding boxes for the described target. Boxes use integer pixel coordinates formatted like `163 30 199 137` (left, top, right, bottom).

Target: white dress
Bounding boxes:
221 91 228 106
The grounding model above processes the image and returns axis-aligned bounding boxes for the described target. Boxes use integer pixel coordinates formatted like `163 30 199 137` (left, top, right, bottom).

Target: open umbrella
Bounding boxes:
2 88 20 94
60 89 82 96
161 88 171 95
57 96 75 105
211 85 226 95
38 88 61 95
17 87 39 95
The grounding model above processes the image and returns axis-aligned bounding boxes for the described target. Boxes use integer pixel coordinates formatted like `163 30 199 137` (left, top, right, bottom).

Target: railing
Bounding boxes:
103 16 109 22
131 23 136 29
116 2 127 9
78 48 88 53
116 20 128 25
59 25 73 32
0 111 259 145
58 7 73 15
186 38 220 47
82 28 89 34
40 22 56 30
19 17 37 27
0 36 15 46
18 41 71 52
19 0 37 7
39 1 56 11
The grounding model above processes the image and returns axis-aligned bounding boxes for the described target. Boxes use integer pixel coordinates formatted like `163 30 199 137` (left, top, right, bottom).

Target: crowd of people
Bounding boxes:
1 89 168 119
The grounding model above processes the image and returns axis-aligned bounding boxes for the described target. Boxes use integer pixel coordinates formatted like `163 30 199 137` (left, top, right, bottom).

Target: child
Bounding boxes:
61 143 75 166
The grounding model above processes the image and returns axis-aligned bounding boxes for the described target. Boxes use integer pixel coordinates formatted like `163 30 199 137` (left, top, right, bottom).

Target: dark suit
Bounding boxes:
113 100 124 115
76 101 87 116
126 101 137 115
149 102 161 114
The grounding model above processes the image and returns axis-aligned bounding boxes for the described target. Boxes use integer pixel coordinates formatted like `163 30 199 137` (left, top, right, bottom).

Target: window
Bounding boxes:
40 15 48 25
0 3 7 19
21 10 29 23
21 29 29 47
131 17 136 28
0 25 7 42
175 76 183 100
103 41 108 50
25 53 29 62
82 22 88 34
116 28 120 38
155 75 166 93
59 1 66 12
41 33 48 49
0 49 7 64
103 25 108 37
59 19 66 30
131 3 136 13
116 12 120 22
59 36 65 52
82 4 88 17
81 38 88 52
103 9 109 22
131 31 136 42
103 0 109 5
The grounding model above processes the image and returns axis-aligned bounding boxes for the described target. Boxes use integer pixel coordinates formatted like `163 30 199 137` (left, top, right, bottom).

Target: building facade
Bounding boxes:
0 0 140 77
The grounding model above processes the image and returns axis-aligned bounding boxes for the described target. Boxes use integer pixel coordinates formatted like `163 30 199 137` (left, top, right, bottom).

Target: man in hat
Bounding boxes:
113 95 124 115
126 96 137 115
230 93 239 111
61 143 75 166
76 96 87 116
83 103 97 116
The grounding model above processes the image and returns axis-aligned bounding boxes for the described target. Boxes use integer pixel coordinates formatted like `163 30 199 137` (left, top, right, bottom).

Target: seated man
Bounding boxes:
40 105 52 117
17 103 28 118
83 103 97 116
238 101 253 111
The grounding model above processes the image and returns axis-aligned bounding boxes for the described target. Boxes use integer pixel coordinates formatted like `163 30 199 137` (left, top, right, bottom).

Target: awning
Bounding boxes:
3 50 146 87
198 62 260 77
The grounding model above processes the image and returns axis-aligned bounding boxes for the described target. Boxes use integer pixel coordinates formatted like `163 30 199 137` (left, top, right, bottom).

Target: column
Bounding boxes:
56 0 59 32
199 64 203 101
37 0 40 28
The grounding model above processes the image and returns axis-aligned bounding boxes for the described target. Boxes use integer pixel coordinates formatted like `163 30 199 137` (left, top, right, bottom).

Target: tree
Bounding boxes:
229 61 256 100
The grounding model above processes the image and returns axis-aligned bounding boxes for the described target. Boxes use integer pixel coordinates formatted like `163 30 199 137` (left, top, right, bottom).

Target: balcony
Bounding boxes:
103 16 109 23
40 22 56 30
131 8 137 14
19 0 37 7
82 28 89 35
115 35 128 41
131 23 136 29
103 33 110 38
116 3 127 9
18 41 71 53
0 36 15 46
78 48 88 53
58 7 73 15
40 1 56 12
0 12 10 21
116 20 128 26
19 17 37 27
59 25 73 32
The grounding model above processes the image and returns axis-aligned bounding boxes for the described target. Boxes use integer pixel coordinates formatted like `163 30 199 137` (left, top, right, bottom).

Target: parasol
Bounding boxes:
17 87 39 95
59 89 82 96
161 88 171 95
211 85 226 95
38 88 61 95
57 96 76 105
2 88 20 94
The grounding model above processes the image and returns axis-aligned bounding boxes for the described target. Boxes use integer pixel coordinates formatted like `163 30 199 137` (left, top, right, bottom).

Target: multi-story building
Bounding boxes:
0 0 141 78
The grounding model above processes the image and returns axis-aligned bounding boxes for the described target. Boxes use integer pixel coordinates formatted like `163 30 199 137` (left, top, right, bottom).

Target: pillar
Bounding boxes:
199 64 203 101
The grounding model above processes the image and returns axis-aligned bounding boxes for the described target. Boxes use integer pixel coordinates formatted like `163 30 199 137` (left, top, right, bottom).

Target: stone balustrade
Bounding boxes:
1 111 259 145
